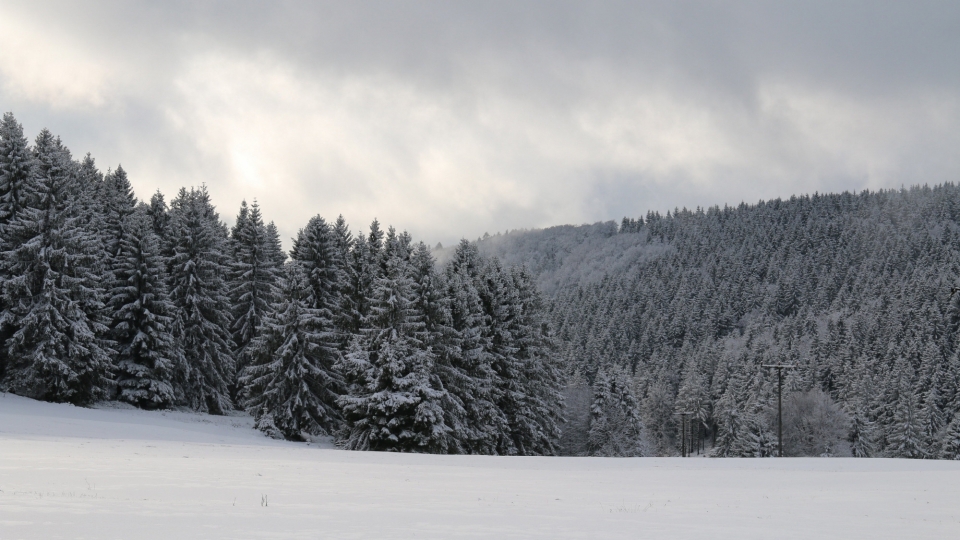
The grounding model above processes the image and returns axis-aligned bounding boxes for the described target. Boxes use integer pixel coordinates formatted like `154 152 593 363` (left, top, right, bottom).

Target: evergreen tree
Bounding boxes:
74 154 105 234
338 238 450 452
108 210 179 409
264 221 287 266
735 409 777 457
242 263 343 439
101 164 137 262
330 215 356 339
887 380 927 458
939 416 960 460
344 219 385 335
920 383 945 456
711 386 742 457
478 257 521 454
290 215 341 331
230 200 250 243
167 186 235 413
229 201 279 382
147 191 170 239
0 130 112 404
848 403 876 458
642 376 677 455
503 264 563 455
442 240 503 453
587 366 645 456
0 112 33 379
0 113 32 233
409 241 468 451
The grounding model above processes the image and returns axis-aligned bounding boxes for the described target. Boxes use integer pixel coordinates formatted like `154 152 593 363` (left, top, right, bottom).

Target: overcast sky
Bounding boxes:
1 1 958 248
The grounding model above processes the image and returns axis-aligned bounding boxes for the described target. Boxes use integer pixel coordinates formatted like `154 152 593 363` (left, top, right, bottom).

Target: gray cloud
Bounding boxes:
1 1 958 247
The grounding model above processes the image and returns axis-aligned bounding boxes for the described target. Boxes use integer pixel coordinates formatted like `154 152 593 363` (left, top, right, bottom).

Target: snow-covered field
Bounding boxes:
2 392 959 539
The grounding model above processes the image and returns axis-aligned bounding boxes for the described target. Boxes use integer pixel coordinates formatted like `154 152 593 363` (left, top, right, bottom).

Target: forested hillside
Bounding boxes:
477 187 960 459
0 113 562 455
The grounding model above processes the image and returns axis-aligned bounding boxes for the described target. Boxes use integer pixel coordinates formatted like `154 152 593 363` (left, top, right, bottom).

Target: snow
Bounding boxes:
2 392 960 539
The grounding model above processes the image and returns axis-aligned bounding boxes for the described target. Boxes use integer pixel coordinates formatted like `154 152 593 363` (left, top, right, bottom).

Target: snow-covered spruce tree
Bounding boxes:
587 366 645 456
711 385 743 457
726 367 780 458
0 112 34 379
264 221 287 266
344 219 385 336
0 129 112 404
101 164 137 265
676 357 708 421
476 256 521 454
734 408 777 457
502 264 563 455
0 113 32 232
940 416 960 460
442 240 503 454
242 263 343 440
290 215 342 340
642 376 677 455
74 154 106 234
919 383 945 457
147 190 170 239
848 401 876 458
229 201 280 386
108 210 179 409
167 186 235 413
409 241 469 452
887 375 927 459
330 215 355 338
230 200 249 253
338 232 450 452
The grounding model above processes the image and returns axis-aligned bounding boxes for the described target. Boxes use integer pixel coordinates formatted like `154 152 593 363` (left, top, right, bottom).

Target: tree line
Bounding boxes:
0 113 563 455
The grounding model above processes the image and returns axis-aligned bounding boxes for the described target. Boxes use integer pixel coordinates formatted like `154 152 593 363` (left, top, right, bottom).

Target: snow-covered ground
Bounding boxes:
2 392 959 539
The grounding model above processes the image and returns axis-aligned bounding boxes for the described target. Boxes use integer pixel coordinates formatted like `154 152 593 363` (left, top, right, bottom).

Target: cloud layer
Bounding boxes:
1 1 958 247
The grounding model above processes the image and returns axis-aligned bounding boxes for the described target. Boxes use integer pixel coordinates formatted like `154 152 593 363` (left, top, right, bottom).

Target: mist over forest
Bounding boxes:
3 112 960 458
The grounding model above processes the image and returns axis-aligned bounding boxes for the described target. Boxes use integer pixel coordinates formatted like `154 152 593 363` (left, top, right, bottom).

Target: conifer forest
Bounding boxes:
3 112 960 459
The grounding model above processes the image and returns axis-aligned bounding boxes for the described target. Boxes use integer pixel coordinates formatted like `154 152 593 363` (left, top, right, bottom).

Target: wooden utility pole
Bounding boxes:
694 399 702 455
761 364 796 457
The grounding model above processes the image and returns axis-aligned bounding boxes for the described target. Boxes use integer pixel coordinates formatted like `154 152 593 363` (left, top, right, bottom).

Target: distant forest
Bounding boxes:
4 111 960 458
475 185 960 458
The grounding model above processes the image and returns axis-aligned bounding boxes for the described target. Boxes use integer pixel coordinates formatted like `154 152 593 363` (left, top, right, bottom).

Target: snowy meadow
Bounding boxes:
2 392 959 540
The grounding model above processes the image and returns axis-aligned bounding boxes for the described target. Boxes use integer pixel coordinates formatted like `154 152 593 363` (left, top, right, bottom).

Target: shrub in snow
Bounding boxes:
781 389 850 457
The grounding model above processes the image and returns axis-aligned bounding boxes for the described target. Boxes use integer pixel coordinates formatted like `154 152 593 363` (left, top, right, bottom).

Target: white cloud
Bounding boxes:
1 2 958 248
756 82 960 188
162 51 588 242
0 7 113 109
135 49 960 246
